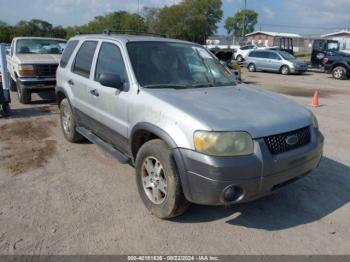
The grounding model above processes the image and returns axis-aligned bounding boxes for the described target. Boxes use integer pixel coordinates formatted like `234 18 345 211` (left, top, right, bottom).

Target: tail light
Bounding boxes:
322 57 329 65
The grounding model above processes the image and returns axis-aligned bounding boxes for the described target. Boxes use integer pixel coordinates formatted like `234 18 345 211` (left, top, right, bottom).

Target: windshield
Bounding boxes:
279 51 296 60
127 42 236 89
16 39 66 54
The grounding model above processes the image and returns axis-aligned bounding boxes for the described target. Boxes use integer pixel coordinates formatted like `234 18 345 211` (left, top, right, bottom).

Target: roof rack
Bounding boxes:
103 29 167 38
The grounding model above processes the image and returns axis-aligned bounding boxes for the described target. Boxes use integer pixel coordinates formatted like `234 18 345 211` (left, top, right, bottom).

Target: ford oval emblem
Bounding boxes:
286 135 299 146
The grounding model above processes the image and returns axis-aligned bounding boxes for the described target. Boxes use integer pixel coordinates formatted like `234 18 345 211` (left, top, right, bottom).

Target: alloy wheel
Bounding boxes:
141 156 167 205
61 104 72 134
333 68 344 79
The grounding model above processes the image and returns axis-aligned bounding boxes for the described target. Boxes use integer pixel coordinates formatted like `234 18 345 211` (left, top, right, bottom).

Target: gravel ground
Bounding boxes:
0 70 349 255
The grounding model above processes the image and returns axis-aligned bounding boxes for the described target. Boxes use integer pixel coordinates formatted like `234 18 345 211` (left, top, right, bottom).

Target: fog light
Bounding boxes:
223 185 244 203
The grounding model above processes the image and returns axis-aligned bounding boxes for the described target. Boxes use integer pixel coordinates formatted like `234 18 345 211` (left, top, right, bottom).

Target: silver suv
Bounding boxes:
56 34 324 219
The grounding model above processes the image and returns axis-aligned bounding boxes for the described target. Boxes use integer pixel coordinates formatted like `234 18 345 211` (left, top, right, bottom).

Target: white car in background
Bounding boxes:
234 44 267 62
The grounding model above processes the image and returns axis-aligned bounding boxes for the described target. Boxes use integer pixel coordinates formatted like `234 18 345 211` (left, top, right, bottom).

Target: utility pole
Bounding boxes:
242 0 247 40
137 0 140 32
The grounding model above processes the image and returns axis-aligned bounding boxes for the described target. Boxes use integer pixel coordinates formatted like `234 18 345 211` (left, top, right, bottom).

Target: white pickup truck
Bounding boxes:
7 37 66 104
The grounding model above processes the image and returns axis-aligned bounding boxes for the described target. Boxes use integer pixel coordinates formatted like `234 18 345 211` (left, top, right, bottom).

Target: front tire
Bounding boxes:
59 98 83 142
16 81 31 104
248 63 256 72
280 65 290 75
135 139 190 219
332 66 347 80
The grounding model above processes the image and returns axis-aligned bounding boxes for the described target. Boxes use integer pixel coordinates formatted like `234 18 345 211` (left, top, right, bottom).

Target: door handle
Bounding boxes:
90 89 99 97
68 79 74 86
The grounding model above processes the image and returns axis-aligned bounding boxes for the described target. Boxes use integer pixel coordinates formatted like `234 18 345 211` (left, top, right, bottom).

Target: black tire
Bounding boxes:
236 55 243 63
332 66 347 80
59 98 83 142
248 63 256 72
9 77 17 92
135 139 190 219
280 65 290 75
16 81 31 104
1 103 11 117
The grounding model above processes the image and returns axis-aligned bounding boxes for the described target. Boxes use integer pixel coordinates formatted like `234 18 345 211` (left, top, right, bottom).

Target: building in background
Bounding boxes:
205 35 240 50
322 30 350 51
245 31 302 46
245 31 315 53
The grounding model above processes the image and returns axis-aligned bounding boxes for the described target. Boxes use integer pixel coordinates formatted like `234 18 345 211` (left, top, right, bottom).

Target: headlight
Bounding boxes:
194 131 254 156
18 64 35 76
311 114 319 129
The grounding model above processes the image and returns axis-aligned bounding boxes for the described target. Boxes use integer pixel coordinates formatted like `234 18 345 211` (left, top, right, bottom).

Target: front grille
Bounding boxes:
34 64 58 77
264 126 311 155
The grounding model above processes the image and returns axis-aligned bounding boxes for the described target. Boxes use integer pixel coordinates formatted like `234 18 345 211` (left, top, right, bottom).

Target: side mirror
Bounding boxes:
99 73 124 90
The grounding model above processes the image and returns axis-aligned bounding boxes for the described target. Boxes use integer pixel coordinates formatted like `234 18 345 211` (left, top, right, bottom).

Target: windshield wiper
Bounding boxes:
143 84 189 89
190 83 214 88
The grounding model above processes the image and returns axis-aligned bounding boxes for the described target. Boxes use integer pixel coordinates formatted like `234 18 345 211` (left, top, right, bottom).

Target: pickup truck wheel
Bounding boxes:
59 98 83 142
236 55 243 63
9 78 17 92
332 66 347 80
16 82 31 104
280 65 290 75
135 139 190 219
1 103 11 117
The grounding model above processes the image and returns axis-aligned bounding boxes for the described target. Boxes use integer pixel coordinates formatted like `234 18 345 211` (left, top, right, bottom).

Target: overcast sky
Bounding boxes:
0 0 349 35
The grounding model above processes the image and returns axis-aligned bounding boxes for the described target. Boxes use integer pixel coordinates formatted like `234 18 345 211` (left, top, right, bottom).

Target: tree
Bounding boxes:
66 11 146 38
225 9 258 37
142 7 160 34
155 0 223 44
0 21 13 43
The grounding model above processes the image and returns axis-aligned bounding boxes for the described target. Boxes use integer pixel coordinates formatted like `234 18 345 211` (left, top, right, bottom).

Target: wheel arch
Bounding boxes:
331 63 348 71
130 122 178 160
55 86 68 107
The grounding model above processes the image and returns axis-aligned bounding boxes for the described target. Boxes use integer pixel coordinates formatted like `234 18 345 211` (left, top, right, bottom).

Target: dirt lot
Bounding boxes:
0 70 349 255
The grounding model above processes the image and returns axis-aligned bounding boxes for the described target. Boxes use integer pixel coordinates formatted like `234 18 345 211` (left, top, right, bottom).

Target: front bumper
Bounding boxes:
174 127 324 205
290 66 308 73
18 77 56 91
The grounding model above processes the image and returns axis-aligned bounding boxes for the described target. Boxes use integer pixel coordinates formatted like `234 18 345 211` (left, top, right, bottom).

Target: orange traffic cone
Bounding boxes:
310 91 320 107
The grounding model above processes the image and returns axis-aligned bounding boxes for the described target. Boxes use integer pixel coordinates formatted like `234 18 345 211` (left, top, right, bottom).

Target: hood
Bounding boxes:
288 58 306 65
144 84 312 138
15 54 61 64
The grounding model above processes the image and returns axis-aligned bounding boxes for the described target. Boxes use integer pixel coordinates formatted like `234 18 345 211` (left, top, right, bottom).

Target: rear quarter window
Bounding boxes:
72 41 98 78
60 40 79 68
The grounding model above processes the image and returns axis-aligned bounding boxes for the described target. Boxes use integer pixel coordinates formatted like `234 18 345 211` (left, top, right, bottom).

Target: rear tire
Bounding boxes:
248 63 256 72
280 65 290 75
236 55 243 63
16 81 31 104
135 139 190 219
59 98 83 142
332 66 347 80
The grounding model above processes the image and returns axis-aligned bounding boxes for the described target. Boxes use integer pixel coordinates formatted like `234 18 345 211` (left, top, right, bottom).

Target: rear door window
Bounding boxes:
268 52 281 60
259 52 269 59
249 51 258 57
72 41 98 78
